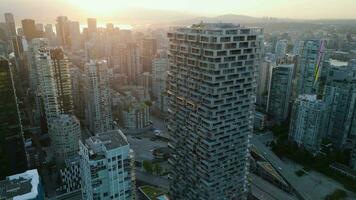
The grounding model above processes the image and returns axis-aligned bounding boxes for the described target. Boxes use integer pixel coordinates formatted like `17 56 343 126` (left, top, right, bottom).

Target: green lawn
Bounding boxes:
140 185 164 199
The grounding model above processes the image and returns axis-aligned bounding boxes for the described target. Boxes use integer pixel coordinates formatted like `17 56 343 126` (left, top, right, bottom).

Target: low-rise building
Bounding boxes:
0 169 44 200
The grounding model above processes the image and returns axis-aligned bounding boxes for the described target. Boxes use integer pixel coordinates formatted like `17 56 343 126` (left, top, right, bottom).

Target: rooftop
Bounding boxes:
85 130 128 154
0 169 40 200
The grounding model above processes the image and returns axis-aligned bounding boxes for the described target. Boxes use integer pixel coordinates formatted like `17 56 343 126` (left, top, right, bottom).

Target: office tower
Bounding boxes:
297 40 326 96
289 95 328 153
323 60 356 148
56 16 70 47
87 18 97 38
4 13 16 36
50 48 74 114
142 38 157 72
34 47 60 122
48 114 81 164
267 64 294 123
85 60 113 134
79 130 135 200
123 43 142 84
275 39 288 58
68 21 81 50
0 169 44 200
21 19 38 41
256 59 272 107
44 24 56 46
293 40 304 56
167 23 262 200
0 59 27 178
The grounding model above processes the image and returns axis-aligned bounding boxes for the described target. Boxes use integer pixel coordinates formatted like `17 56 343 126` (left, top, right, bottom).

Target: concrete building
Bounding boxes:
22 19 39 41
50 48 74 114
87 18 97 38
289 95 329 153
167 23 262 200
85 60 113 134
297 40 326 96
79 130 135 200
323 60 356 148
256 59 272 107
142 38 157 72
293 40 304 56
48 114 81 164
4 13 16 36
0 59 27 177
68 21 81 50
58 155 81 194
56 16 70 47
0 169 44 200
267 64 294 123
275 39 288 58
34 47 60 122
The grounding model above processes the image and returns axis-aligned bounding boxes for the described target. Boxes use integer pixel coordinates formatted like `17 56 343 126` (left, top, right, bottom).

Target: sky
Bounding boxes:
2 0 356 25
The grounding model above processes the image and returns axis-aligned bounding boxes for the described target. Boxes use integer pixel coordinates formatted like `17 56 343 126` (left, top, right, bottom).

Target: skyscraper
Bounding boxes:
4 13 16 36
323 60 356 148
0 58 27 178
85 60 113 134
142 38 157 72
87 18 97 38
79 130 135 200
50 48 74 114
34 46 60 123
68 21 81 50
167 23 262 200
297 40 326 96
267 64 294 123
48 114 81 164
21 19 38 41
289 95 329 153
56 16 70 47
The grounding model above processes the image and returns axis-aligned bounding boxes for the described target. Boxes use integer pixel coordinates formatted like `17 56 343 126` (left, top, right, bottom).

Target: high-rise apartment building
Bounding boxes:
275 39 288 58
142 38 157 72
68 21 81 50
79 130 135 200
34 47 60 122
324 60 356 148
293 40 304 56
167 23 262 200
85 60 113 134
0 58 27 178
4 13 16 36
48 114 81 164
289 95 329 153
256 59 272 107
267 64 294 123
297 40 326 96
50 48 74 114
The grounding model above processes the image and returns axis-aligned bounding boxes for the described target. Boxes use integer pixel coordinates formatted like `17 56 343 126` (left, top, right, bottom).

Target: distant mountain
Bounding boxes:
171 14 288 25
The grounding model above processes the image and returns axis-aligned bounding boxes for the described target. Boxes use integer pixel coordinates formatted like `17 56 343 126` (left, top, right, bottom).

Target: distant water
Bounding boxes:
79 24 132 30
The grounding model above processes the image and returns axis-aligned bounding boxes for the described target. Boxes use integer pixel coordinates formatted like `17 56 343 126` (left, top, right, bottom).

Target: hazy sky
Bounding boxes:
2 0 356 24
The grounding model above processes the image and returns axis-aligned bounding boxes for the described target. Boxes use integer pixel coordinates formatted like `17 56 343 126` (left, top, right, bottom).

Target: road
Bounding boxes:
251 136 312 200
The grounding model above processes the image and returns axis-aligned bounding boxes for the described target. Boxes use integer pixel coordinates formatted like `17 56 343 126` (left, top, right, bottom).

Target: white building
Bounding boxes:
167 23 262 200
48 114 81 164
85 60 113 134
79 130 135 200
289 95 329 153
